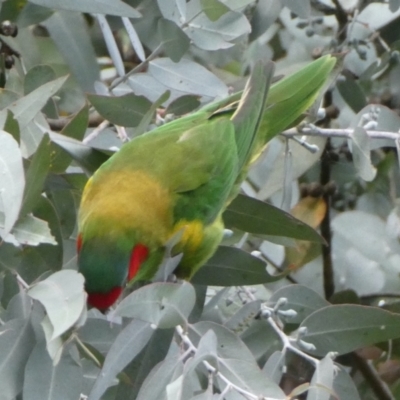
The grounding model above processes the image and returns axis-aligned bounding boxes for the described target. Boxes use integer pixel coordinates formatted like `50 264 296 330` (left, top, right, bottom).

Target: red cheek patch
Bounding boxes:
87 286 123 310
128 244 149 281
77 234 83 253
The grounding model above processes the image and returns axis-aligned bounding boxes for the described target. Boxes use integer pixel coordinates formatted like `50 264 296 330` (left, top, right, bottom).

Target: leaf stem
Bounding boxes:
73 334 102 369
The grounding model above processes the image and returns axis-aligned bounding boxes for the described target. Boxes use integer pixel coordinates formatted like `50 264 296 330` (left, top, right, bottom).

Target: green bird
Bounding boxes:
77 56 336 309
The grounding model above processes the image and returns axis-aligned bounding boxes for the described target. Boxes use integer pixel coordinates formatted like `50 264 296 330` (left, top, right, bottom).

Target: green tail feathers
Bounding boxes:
258 55 336 146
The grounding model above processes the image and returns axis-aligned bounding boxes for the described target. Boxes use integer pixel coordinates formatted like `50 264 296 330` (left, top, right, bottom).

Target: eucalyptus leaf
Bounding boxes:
43 11 99 92
268 285 330 325
190 322 286 398
20 133 51 217
306 354 335 400
23 341 83 400
135 351 182 400
78 317 122 355
149 58 229 99
224 194 324 243
88 93 152 127
115 282 196 328
185 0 251 51
29 0 141 18
166 95 201 116
158 19 190 63
50 104 89 173
337 76 367 113
333 367 361 400
28 270 86 340
301 305 400 356
8 75 68 129
350 127 376 181
201 0 230 21
49 131 109 175
0 130 25 239
5 214 57 246
0 318 35 400
192 246 282 286
88 320 154 400
281 0 310 18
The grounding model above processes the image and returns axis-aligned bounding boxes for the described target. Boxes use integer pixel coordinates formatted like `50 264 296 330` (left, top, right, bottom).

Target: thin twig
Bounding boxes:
82 119 110 145
74 334 102 368
283 126 400 141
351 353 395 400
266 313 319 367
108 44 163 91
175 325 280 400
320 140 335 299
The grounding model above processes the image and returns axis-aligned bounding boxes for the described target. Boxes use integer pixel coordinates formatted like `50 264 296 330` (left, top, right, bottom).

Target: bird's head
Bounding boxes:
76 232 161 310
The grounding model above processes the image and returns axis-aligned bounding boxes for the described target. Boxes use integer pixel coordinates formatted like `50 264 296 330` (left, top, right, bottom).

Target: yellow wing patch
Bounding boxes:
171 219 204 254
79 169 173 244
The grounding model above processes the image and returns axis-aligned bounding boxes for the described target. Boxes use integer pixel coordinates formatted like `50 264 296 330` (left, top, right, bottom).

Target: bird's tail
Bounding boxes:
253 55 337 161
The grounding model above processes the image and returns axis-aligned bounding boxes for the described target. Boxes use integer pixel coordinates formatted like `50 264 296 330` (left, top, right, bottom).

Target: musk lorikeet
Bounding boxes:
78 55 336 309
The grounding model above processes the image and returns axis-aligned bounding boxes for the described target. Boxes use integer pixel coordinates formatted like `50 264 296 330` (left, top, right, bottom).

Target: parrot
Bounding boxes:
77 55 336 310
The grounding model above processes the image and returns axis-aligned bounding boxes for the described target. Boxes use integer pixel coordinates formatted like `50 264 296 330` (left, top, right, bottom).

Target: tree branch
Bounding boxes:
283 126 400 142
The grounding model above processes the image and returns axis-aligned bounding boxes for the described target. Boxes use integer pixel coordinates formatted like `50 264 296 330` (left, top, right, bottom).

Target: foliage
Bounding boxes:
1 0 400 399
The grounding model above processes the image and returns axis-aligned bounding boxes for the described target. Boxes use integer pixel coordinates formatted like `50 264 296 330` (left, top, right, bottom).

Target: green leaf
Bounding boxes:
0 318 35 400
31 196 63 268
23 342 83 400
24 64 58 118
49 131 109 175
158 19 190 63
8 75 68 129
149 58 229 99
269 285 330 325
185 329 218 375
166 95 201 116
390 0 400 11
185 1 251 51
281 0 310 18
88 320 154 400
4 291 31 321
134 91 170 136
16 3 54 28
1 214 57 246
113 328 175 400
50 104 89 173
24 65 57 94
224 194 324 243
43 11 100 92
306 354 335 400
0 130 25 239
190 322 286 398
136 352 182 400
20 133 51 217
78 317 122 355
29 0 141 18
201 0 230 21
28 270 86 340
263 351 285 384
337 76 367 113
191 246 282 286
46 189 78 239
224 300 262 333
88 93 152 127
115 282 196 328
333 367 361 400
4 110 20 143
351 127 376 181
301 305 400 356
